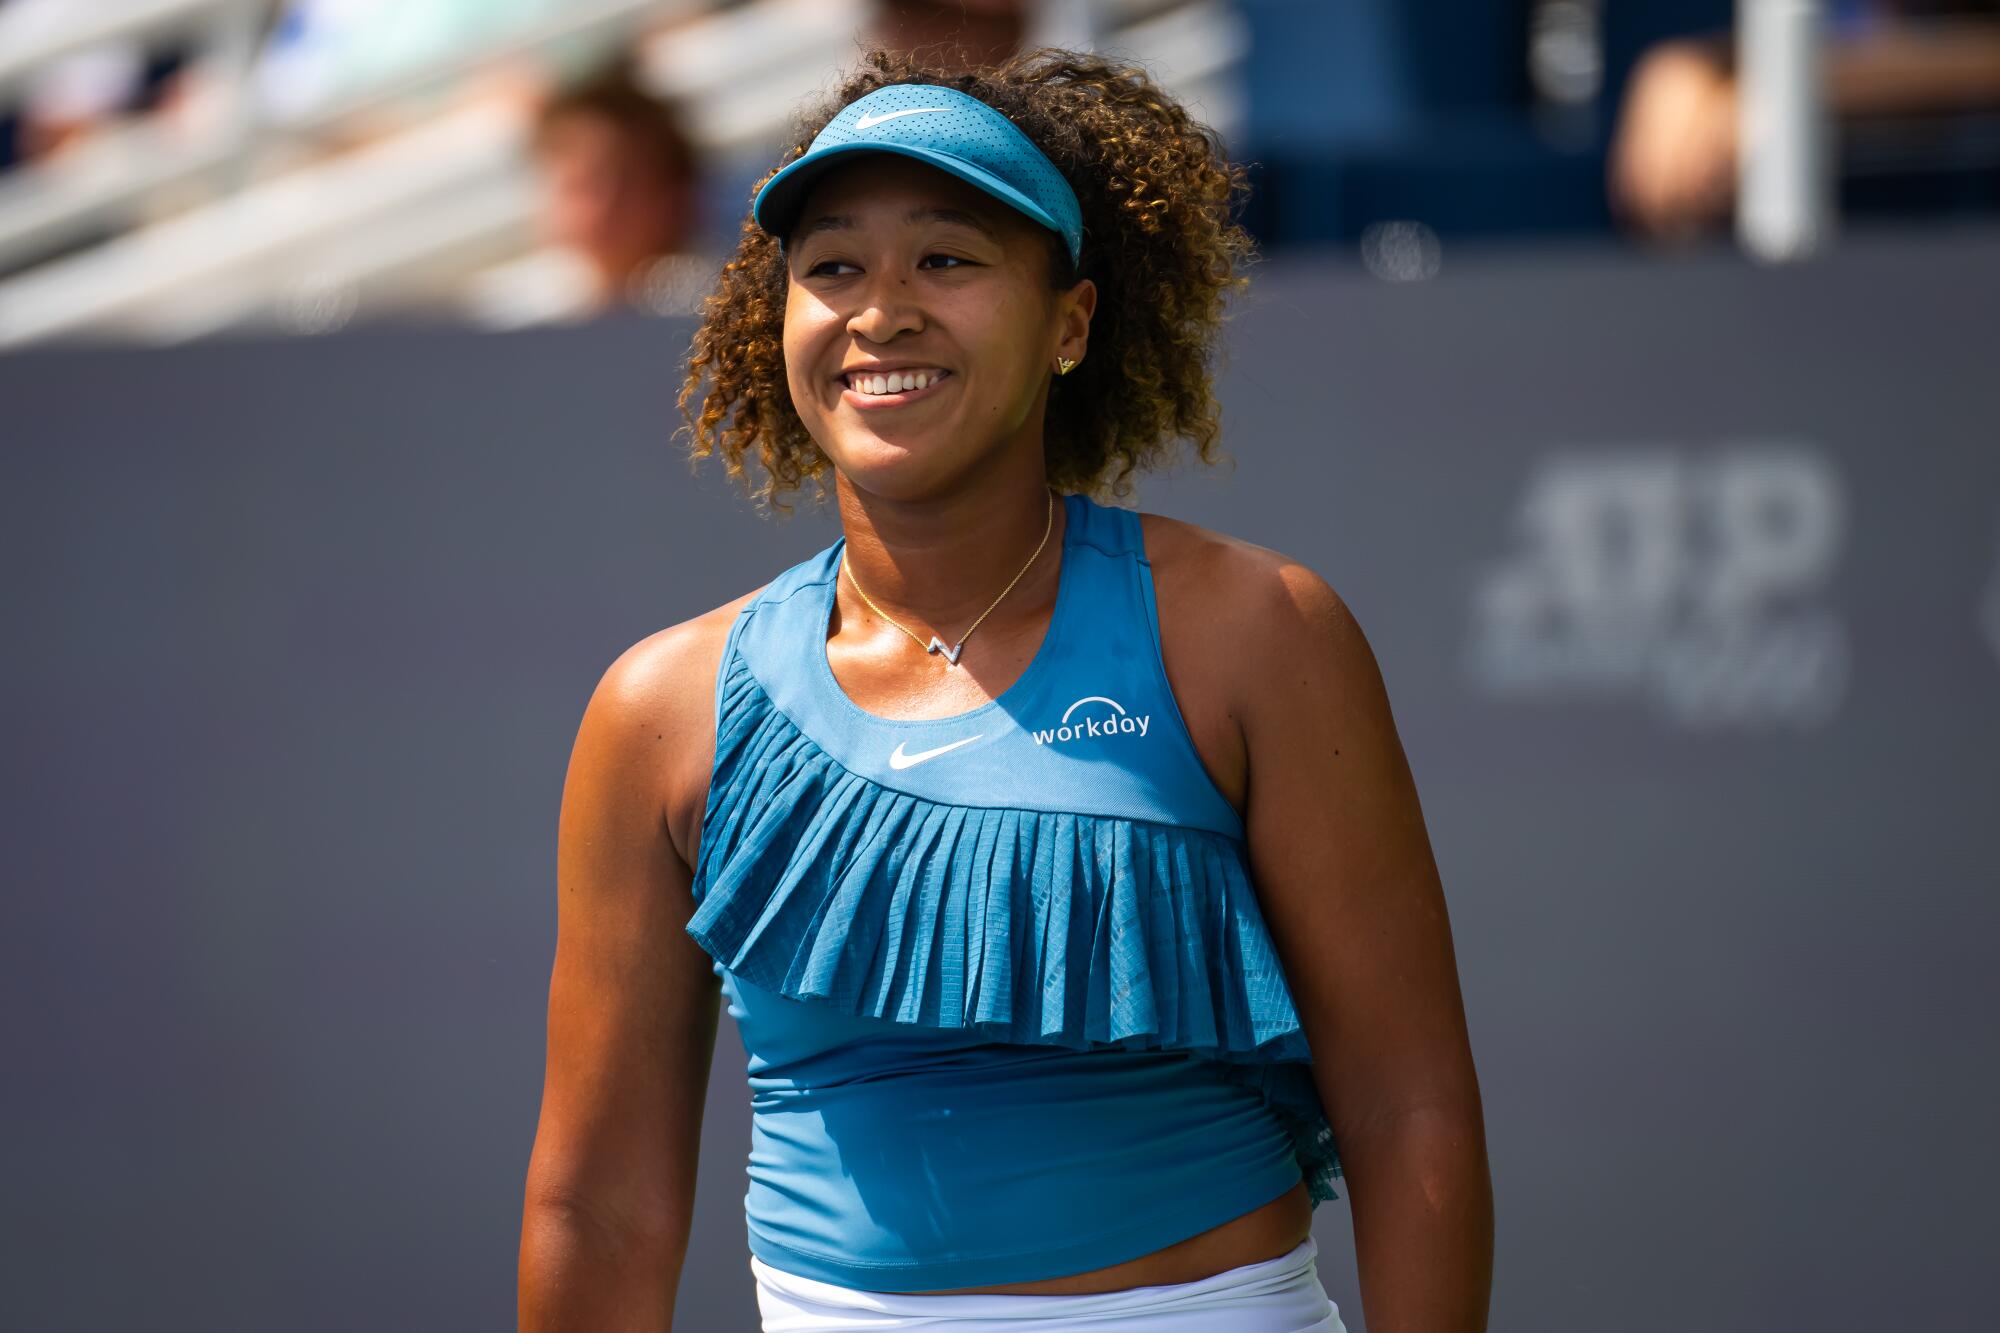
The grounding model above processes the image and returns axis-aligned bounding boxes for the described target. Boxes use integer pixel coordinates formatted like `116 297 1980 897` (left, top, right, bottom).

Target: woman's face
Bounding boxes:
781 154 1093 497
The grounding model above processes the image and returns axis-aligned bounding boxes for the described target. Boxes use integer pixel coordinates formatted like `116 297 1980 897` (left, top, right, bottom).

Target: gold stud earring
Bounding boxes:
1056 356 1078 376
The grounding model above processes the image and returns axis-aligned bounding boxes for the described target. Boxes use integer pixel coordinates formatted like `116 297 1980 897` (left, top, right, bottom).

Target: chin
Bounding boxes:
822 433 962 499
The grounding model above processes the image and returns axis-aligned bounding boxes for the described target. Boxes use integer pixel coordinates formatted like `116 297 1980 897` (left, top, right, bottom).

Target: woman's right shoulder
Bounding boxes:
576 583 771 869
599 583 769 709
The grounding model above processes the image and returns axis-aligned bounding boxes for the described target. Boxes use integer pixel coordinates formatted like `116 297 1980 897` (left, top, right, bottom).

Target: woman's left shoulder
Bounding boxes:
1134 509 1392 823
1135 509 1366 657
1137 509 1405 838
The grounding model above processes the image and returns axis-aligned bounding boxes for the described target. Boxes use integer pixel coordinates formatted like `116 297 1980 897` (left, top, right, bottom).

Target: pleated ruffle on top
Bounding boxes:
688 646 1344 1206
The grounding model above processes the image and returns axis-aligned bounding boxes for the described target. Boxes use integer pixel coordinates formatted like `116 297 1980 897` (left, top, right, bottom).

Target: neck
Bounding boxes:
834 477 1064 634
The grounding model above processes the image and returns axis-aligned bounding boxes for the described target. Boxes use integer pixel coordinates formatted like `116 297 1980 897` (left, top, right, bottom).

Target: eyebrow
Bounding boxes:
797 205 999 240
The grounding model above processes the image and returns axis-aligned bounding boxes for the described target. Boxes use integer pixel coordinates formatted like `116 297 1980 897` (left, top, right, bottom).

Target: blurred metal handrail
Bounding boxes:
0 0 248 96
0 0 1243 348
0 0 866 348
0 97 529 347
0 0 694 267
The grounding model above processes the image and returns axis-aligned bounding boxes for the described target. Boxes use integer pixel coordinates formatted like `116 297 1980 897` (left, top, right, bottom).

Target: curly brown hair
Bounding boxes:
676 45 1257 516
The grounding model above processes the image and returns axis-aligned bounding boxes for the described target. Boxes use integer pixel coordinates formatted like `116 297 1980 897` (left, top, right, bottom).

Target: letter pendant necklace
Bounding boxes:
839 488 1054 669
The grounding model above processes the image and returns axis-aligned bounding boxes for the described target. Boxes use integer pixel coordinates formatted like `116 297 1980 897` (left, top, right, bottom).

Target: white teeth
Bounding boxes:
848 370 945 396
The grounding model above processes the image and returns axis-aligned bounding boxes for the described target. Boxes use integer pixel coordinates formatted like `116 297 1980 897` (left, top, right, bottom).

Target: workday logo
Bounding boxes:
1031 695 1151 746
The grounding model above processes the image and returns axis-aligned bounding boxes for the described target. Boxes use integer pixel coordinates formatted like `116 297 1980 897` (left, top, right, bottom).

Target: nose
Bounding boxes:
845 270 925 344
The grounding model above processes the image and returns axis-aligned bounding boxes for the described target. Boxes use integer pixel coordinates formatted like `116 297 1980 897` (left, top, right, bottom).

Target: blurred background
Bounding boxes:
3 2 1997 1330
0 0 1997 336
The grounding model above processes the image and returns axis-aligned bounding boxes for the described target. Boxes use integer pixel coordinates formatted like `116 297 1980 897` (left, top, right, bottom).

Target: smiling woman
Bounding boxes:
520 43 1491 1333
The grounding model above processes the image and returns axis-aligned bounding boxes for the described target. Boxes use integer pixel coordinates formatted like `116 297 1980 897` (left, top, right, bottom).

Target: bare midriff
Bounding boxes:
893 1178 1312 1296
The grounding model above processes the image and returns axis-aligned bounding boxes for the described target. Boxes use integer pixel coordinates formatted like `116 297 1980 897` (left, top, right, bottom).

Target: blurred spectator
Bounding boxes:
866 0 1030 71
1608 0 2000 243
528 57 702 317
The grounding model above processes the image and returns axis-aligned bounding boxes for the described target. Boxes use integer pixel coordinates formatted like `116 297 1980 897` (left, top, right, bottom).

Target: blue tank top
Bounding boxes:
687 490 1342 1292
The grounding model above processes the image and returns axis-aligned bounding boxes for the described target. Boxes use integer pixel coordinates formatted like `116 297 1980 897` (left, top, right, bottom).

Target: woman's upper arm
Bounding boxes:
523 621 728 1245
1230 554 1483 1144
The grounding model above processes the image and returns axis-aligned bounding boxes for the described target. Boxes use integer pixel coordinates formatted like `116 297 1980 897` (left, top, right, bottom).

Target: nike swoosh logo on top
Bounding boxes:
888 734 983 769
855 107 949 130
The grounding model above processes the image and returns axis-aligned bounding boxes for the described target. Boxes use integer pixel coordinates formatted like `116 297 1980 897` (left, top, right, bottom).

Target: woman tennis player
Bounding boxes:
521 46 1492 1332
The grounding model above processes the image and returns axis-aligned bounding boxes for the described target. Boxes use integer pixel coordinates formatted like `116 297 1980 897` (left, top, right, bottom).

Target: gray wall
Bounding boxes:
4 223 1996 1331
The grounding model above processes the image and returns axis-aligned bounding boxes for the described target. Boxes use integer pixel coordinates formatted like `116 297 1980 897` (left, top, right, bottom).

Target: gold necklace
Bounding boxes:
839 488 1055 668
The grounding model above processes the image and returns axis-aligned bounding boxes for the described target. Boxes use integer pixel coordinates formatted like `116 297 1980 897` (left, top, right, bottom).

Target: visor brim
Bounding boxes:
752 141 1077 265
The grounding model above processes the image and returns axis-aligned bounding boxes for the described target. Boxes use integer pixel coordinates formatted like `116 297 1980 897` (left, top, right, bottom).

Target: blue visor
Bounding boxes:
752 84 1083 267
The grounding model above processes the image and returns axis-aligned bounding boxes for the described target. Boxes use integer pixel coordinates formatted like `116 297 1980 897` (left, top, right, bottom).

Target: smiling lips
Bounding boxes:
842 367 951 405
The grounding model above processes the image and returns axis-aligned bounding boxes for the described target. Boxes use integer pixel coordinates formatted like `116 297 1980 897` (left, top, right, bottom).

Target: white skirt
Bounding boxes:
750 1234 1348 1332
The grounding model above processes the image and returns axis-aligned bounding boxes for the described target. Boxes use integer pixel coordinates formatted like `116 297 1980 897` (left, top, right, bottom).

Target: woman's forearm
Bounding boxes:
1342 1104 1495 1333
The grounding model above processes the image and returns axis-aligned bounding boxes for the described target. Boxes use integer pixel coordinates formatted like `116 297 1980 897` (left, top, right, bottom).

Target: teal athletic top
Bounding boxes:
687 490 1342 1292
